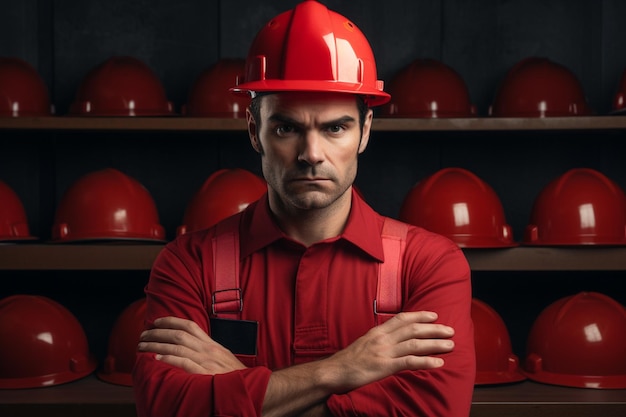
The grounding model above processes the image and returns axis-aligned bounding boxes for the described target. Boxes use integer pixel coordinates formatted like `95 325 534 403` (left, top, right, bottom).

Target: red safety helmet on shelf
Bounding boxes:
0 180 36 241
612 67 626 113
51 168 165 242
0 56 53 117
524 291 626 389
472 298 525 385
231 0 390 107
489 57 591 117
0 294 97 389
399 167 516 248
183 58 250 118
69 56 174 116
380 59 476 118
97 298 146 386
177 168 267 235
523 168 626 246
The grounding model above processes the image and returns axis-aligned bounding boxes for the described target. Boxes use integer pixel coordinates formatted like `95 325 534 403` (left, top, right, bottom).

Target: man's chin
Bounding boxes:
287 186 355 210
287 190 335 210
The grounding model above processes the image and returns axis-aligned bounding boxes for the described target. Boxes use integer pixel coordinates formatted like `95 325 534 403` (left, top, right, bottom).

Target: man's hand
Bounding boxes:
317 310 455 392
259 310 456 416
137 316 246 375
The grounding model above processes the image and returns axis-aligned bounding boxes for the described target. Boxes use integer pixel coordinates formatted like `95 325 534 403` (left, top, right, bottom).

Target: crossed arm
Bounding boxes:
138 311 455 417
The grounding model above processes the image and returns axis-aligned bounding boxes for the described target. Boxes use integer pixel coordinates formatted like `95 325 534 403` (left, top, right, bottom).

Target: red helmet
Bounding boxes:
524 292 626 389
69 56 174 116
177 169 267 235
0 294 97 389
490 57 591 117
97 298 146 386
231 0 390 107
612 67 626 113
523 168 626 246
472 298 525 385
0 180 36 241
380 59 476 118
184 59 250 117
0 57 53 117
51 168 165 242
399 167 516 248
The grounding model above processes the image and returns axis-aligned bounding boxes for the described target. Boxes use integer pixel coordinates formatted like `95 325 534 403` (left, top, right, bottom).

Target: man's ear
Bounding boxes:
246 107 261 153
358 109 374 154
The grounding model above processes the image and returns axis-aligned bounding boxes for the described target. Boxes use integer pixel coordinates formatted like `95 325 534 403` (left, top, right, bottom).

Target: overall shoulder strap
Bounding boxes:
375 217 408 325
212 215 408 324
211 215 242 319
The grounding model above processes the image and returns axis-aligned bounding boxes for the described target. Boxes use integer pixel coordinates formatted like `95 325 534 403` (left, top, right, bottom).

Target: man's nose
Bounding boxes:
297 131 324 165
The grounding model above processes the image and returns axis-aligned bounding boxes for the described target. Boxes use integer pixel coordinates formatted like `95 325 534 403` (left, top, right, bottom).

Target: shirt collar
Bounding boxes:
240 188 385 262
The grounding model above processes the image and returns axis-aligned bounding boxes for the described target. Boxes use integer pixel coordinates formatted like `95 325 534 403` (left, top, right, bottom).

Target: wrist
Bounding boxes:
313 355 347 394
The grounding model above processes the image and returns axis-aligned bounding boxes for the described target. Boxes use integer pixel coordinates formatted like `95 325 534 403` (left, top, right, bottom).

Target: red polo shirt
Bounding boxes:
133 190 475 417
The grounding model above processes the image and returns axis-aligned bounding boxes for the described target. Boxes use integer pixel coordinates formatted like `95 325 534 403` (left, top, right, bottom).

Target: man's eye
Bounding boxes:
327 125 345 134
276 125 296 136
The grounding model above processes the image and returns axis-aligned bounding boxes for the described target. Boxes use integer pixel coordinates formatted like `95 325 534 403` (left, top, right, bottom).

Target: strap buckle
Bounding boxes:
211 288 243 315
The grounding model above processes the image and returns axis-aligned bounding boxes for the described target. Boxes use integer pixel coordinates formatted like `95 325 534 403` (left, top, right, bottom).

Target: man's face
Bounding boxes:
247 92 373 212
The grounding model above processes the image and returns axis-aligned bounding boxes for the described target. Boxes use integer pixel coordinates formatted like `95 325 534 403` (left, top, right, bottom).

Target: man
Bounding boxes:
132 1 475 416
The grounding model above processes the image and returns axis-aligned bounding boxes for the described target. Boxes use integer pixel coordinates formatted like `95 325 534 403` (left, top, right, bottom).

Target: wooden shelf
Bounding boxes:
471 381 626 417
0 375 136 417
0 244 625 271
0 116 248 131
1 376 624 417
1 115 626 132
374 115 626 132
0 244 164 270
463 246 626 271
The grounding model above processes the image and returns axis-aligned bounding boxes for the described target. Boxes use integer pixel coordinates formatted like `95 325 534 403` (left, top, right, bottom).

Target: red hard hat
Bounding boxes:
399 167 516 248
380 59 476 118
231 0 390 107
97 298 146 386
0 294 97 389
52 168 165 242
612 67 626 113
0 57 53 117
184 58 250 117
523 168 626 246
472 298 525 385
490 57 591 117
524 292 626 389
0 180 36 241
177 169 267 235
69 56 174 116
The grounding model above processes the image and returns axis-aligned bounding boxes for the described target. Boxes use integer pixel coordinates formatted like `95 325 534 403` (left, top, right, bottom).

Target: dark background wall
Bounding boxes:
2 0 626 365
4 1 626 115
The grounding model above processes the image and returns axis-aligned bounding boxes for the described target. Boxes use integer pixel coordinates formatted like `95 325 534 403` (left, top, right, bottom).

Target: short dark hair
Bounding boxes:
248 94 369 136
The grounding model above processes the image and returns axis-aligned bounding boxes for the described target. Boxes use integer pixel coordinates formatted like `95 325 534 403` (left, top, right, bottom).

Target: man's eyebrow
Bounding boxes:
268 113 301 126
268 114 356 128
320 116 356 128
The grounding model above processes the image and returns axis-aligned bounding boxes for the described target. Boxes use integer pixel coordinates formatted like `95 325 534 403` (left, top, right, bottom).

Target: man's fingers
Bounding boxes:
138 340 196 358
153 316 213 342
393 338 455 358
140 316 217 349
139 327 220 358
140 327 201 348
393 321 454 342
399 355 446 371
154 353 208 374
380 311 438 332
137 316 248 375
